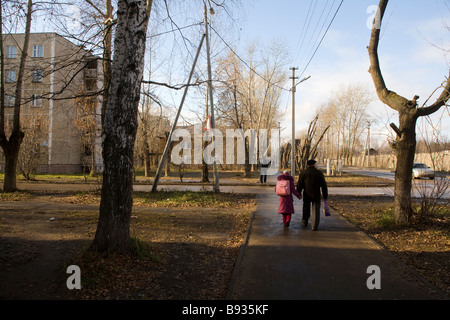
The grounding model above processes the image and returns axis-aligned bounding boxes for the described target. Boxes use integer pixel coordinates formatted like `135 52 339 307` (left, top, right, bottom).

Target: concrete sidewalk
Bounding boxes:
227 191 447 300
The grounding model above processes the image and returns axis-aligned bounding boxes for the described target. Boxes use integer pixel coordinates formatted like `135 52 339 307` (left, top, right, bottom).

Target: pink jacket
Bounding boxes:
275 174 301 214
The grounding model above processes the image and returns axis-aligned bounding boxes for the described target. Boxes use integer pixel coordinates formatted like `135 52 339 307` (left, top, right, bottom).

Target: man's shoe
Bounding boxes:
301 220 308 227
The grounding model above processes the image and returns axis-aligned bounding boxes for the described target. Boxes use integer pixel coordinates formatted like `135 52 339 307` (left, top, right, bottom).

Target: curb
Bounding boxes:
225 200 258 300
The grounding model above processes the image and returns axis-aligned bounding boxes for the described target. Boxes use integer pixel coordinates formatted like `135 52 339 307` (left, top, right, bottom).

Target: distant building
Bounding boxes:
366 148 378 156
1 33 103 174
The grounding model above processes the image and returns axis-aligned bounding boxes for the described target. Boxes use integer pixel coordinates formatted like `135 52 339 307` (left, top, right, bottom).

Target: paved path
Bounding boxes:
227 190 446 300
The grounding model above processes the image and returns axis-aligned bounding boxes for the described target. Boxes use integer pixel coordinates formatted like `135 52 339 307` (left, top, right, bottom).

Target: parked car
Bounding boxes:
412 163 435 180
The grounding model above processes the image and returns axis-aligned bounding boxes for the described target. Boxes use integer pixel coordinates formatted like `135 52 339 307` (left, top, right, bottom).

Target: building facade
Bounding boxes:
1 33 103 174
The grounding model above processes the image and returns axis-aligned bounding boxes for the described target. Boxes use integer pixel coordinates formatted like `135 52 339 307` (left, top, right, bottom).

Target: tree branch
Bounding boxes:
368 0 410 111
417 72 450 117
141 79 208 90
390 123 402 138
84 0 106 18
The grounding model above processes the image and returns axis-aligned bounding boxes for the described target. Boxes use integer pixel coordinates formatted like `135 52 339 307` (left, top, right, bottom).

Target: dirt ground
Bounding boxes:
0 190 255 300
0 181 448 300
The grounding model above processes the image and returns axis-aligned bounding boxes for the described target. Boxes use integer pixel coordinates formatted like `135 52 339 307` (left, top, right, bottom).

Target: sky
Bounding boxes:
31 0 450 148
235 0 450 146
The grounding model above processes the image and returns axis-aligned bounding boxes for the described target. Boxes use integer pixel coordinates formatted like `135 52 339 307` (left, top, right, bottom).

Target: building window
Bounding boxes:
86 59 97 69
31 94 42 107
5 70 16 82
85 79 96 91
32 69 43 82
5 95 15 107
6 46 17 58
32 45 44 58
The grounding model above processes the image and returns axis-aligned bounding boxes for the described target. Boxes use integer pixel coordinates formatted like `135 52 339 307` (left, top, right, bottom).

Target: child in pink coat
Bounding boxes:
275 170 302 228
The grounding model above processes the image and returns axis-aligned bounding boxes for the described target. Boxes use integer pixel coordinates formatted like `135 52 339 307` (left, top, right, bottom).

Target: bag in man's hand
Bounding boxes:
323 200 331 216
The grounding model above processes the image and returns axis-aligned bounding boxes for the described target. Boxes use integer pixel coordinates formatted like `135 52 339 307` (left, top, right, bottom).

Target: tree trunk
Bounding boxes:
202 139 209 183
101 0 113 127
92 0 152 254
244 138 251 178
143 136 150 177
368 0 450 225
144 153 150 177
1 132 24 192
0 0 32 192
392 114 417 224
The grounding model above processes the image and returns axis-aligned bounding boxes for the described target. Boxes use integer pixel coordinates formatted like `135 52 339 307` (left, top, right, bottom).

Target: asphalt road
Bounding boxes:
342 166 450 199
343 166 395 180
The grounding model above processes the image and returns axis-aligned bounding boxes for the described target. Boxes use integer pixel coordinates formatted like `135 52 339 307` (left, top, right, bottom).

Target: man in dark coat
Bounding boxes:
296 160 328 230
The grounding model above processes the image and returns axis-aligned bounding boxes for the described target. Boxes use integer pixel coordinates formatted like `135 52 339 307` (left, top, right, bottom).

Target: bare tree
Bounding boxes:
317 84 373 163
216 49 252 176
92 0 153 254
336 84 373 163
0 0 32 192
17 113 48 181
296 114 329 173
215 42 287 175
73 89 97 176
414 117 450 222
368 0 450 224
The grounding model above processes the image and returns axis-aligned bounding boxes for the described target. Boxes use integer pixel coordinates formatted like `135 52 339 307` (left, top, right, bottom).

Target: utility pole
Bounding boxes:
202 84 209 182
204 3 220 193
278 121 281 171
289 69 311 178
290 67 298 178
367 121 371 167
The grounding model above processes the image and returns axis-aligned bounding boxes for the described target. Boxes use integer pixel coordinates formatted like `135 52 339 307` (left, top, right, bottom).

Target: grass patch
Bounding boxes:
374 207 396 230
130 236 160 262
134 191 255 208
0 191 33 201
52 190 256 209
0 172 102 183
324 172 393 187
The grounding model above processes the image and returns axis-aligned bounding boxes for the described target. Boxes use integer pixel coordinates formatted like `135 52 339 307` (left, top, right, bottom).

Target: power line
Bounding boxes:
293 0 316 63
210 24 290 92
150 22 203 38
303 0 336 63
294 0 335 69
298 0 344 79
155 2 344 96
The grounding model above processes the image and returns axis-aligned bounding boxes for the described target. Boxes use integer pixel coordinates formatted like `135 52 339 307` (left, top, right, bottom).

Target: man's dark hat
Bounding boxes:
307 160 317 166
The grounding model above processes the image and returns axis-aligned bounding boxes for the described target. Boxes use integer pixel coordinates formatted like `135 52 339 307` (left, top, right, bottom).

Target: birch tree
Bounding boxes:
92 0 153 254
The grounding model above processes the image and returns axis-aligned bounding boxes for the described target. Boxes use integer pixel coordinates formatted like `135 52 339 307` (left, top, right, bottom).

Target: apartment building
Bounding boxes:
1 33 103 174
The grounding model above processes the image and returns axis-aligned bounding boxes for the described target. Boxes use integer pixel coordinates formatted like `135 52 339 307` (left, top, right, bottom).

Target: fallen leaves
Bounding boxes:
68 200 256 300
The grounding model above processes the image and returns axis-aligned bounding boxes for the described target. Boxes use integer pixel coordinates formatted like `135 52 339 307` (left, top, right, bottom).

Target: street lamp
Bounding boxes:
291 73 311 178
